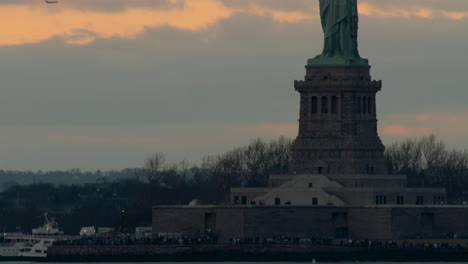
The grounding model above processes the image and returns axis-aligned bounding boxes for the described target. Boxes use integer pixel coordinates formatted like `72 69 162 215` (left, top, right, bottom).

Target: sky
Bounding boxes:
0 0 467 170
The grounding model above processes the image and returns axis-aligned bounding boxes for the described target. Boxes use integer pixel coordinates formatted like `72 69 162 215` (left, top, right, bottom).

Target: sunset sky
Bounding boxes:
0 0 467 170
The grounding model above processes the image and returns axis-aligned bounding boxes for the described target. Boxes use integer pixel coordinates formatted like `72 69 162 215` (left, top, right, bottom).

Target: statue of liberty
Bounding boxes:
308 0 368 66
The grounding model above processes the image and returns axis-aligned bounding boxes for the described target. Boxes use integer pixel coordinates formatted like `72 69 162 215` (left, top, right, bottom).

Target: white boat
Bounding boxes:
32 213 64 236
0 213 64 258
0 235 55 257
0 236 20 257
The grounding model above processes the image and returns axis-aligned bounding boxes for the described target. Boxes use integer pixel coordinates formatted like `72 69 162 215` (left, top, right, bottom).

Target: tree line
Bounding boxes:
385 134 468 201
0 168 137 192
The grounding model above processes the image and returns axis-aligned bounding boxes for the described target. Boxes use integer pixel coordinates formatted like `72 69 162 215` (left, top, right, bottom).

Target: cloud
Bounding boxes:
359 3 434 19
1 0 467 47
0 0 313 47
0 1 235 46
381 125 431 137
440 11 468 20
359 2 468 20
248 4 314 23
380 112 468 148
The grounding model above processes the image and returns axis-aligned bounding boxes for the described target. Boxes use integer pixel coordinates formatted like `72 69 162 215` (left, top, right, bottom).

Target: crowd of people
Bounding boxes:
228 236 333 246
338 239 465 250
53 230 218 246
52 231 466 251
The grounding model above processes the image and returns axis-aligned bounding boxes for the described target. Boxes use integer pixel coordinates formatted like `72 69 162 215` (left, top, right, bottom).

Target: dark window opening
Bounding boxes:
311 96 318 114
416 196 424 205
323 75 329 80
308 183 313 188
321 96 328 114
362 96 367 114
357 96 361 114
274 197 281 205
241 196 247 205
375 195 387 205
234 196 239 204
318 167 323 174
312 197 318 205
331 96 338 114
397 196 405 205
204 213 216 232
368 97 372 114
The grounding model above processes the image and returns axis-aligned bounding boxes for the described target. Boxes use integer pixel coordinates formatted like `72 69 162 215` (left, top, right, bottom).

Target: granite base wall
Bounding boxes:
153 206 468 242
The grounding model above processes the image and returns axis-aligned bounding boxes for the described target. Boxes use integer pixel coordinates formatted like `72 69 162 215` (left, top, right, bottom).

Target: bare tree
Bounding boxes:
385 134 468 202
142 152 166 185
200 137 293 202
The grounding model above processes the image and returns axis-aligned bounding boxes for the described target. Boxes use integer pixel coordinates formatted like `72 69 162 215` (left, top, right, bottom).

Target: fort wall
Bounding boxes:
153 206 468 242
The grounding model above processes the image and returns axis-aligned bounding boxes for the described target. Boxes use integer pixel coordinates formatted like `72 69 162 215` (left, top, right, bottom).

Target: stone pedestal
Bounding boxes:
291 65 387 175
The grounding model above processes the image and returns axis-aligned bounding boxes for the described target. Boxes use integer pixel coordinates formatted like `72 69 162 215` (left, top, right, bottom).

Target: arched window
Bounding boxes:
331 96 338 114
362 96 367 114
368 97 372 114
357 96 361 114
321 96 328 114
311 96 318 114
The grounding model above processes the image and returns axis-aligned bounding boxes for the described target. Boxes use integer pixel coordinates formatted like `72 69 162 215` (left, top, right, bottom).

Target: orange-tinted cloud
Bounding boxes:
381 125 431 137
248 4 314 23
0 0 466 47
359 4 434 19
380 112 468 144
441 11 468 20
0 0 314 47
0 1 235 46
359 2 468 20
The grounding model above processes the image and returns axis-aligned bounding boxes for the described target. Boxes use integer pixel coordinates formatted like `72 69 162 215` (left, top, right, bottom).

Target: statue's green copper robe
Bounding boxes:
308 0 368 66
